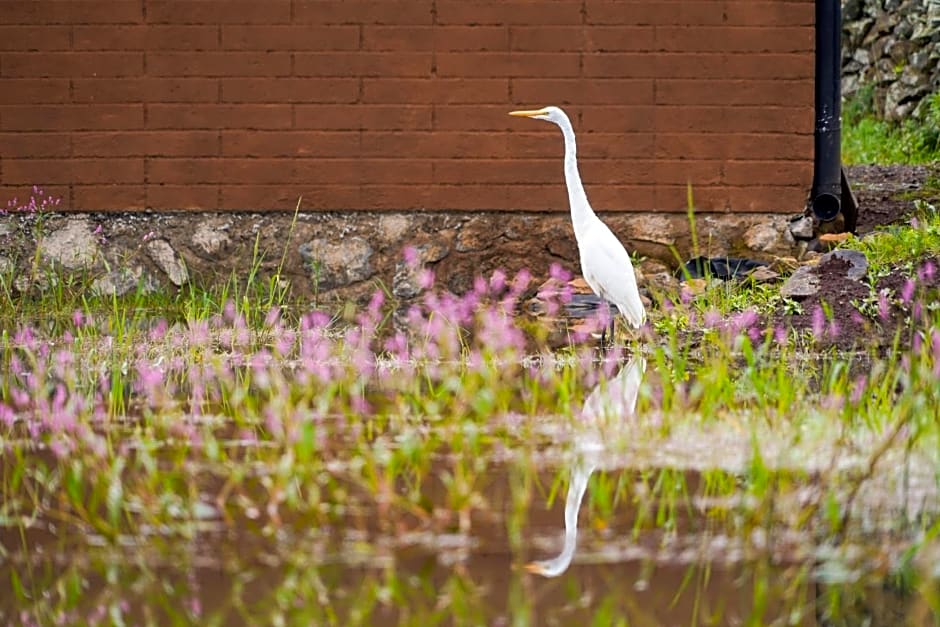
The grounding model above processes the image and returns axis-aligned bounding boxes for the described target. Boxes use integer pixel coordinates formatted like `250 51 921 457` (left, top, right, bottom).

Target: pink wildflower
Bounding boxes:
549 263 571 282
418 268 434 290
703 309 722 328
878 291 891 321
919 260 936 282
811 304 825 340
489 269 506 293
900 278 916 304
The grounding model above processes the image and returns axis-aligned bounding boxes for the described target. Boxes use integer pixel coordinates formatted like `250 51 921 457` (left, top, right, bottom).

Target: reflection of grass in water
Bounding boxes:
2 218 940 622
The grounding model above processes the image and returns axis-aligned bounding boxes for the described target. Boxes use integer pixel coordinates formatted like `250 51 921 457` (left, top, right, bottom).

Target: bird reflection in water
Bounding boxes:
525 356 646 577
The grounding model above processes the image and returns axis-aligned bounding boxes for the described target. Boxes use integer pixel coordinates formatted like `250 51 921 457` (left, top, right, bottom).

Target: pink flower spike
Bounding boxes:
733 309 759 333
850 375 867 405
489 269 506 293
510 268 532 296
0 404 14 429
403 246 419 265
368 289 385 313
264 306 281 327
931 329 940 376
811 304 825 339
748 326 762 343
549 263 571 282
900 278 916 304
418 268 435 290
878 290 890 321
774 325 787 345
921 260 936 282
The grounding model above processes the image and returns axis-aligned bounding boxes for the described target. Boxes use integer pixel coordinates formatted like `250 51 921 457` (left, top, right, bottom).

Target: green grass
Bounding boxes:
842 88 940 165
842 199 940 273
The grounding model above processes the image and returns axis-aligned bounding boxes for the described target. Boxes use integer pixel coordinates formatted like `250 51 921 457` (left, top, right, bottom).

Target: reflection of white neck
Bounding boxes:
528 357 647 578
528 460 596 577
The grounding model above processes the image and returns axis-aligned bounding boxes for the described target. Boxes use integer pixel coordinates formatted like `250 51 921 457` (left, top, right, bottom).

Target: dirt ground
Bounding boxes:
850 164 936 235
773 164 939 352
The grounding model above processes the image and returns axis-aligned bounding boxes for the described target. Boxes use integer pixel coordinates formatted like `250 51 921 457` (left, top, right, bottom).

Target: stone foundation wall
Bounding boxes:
842 0 940 120
1 209 809 305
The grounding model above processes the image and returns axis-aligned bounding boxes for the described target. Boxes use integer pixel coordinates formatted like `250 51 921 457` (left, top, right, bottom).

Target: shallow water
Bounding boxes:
2 354 939 625
0 461 929 625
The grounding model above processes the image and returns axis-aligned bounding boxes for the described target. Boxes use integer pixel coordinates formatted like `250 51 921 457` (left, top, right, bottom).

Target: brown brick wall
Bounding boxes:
0 0 815 213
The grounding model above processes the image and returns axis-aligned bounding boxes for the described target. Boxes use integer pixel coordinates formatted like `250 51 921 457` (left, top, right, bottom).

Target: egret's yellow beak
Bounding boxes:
523 562 544 574
509 108 549 118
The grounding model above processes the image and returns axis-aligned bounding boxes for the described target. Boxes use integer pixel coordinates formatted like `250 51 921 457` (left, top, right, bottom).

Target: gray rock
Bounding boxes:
885 81 927 121
13 274 32 293
843 0 863 21
299 236 373 290
392 261 422 299
91 266 156 297
845 17 875 49
191 221 231 257
911 49 932 70
625 215 676 247
788 215 815 240
416 239 449 264
842 73 861 96
779 248 869 299
39 219 99 270
389 236 452 298
820 249 869 281
779 265 820 299
747 266 781 283
0 255 13 277
378 214 410 243
146 239 189 286
743 219 787 253
852 48 871 66
456 216 496 252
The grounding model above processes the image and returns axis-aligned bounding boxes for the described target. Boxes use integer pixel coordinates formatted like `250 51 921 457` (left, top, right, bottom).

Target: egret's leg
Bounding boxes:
599 308 615 353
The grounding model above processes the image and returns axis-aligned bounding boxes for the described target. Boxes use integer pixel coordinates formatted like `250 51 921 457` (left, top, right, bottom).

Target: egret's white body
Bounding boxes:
509 106 646 330
525 357 647 577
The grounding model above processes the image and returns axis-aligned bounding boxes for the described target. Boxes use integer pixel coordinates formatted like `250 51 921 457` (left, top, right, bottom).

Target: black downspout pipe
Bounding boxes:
811 0 844 223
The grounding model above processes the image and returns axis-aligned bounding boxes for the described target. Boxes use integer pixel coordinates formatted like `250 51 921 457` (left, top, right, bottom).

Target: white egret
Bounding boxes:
509 106 646 341
525 356 647 577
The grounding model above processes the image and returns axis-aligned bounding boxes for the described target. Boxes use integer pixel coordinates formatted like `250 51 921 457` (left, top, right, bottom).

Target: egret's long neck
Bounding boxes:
558 117 594 234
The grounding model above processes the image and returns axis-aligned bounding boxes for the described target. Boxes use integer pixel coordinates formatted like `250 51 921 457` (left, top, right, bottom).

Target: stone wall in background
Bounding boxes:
0 209 808 306
842 0 940 120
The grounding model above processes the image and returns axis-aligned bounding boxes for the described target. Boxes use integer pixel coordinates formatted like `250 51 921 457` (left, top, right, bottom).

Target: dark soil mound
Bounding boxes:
847 164 937 235
773 254 940 353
